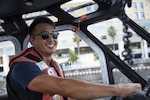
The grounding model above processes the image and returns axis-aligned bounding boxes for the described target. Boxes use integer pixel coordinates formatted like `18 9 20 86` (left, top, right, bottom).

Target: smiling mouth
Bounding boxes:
46 44 55 48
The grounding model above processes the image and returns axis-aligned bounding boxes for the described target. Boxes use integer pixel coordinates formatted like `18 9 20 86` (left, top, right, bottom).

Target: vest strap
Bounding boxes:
25 54 41 62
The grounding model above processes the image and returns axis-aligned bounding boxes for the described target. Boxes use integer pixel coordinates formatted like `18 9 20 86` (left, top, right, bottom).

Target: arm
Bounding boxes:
28 74 142 100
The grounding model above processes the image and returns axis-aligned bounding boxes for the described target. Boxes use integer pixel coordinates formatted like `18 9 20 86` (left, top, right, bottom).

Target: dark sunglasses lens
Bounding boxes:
41 32 49 39
52 32 59 39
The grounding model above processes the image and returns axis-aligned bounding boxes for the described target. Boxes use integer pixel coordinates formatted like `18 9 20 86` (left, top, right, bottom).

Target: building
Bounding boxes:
55 0 150 66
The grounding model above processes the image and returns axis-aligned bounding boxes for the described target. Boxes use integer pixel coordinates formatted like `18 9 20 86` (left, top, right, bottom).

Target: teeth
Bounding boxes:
47 44 54 47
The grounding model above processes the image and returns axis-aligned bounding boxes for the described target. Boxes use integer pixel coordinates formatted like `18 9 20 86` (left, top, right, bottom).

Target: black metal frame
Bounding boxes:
0 0 149 95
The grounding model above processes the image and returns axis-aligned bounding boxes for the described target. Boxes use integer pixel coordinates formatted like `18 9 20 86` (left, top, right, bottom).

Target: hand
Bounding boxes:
117 83 142 98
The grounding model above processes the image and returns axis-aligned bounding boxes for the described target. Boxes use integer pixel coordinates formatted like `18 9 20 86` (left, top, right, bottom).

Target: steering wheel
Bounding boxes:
122 93 145 100
111 79 150 100
111 93 145 100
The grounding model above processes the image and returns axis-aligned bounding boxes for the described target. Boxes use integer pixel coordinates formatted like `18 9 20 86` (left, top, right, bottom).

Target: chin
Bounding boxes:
48 50 56 54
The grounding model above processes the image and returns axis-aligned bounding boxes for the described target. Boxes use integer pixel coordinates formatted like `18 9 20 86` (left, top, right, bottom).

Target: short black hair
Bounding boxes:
29 17 55 36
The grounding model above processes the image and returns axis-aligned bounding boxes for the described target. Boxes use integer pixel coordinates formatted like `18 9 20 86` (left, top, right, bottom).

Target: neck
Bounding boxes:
32 47 52 65
42 56 52 65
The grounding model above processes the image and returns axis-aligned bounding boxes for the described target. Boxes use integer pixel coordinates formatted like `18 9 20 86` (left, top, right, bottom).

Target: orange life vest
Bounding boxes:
8 47 66 100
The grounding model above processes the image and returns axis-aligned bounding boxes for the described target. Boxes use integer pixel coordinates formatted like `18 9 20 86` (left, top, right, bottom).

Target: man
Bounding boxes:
7 17 142 100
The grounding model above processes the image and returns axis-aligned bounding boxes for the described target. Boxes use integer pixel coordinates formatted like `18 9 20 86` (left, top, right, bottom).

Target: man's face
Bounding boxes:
29 23 58 57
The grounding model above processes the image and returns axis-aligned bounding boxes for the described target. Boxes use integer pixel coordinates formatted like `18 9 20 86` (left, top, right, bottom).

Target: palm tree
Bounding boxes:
93 51 99 61
107 26 117 50
73 33 81 57
68 49 78 65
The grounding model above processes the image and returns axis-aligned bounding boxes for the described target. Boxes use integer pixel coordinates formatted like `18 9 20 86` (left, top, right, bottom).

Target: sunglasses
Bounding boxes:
32 31 59 40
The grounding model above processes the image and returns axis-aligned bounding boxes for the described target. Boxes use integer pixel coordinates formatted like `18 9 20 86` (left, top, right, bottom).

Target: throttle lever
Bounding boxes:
124 93 145 100
115 79 150 100
124 79 150 100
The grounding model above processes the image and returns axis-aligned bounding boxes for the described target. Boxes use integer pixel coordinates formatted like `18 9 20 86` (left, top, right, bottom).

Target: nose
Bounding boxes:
47 34 54 40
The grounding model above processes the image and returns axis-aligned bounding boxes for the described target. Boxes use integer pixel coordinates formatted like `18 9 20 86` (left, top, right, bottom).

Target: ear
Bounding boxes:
29 37 34 45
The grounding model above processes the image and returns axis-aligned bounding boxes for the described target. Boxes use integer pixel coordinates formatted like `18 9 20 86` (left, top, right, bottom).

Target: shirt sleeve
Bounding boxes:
10 62 44 92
